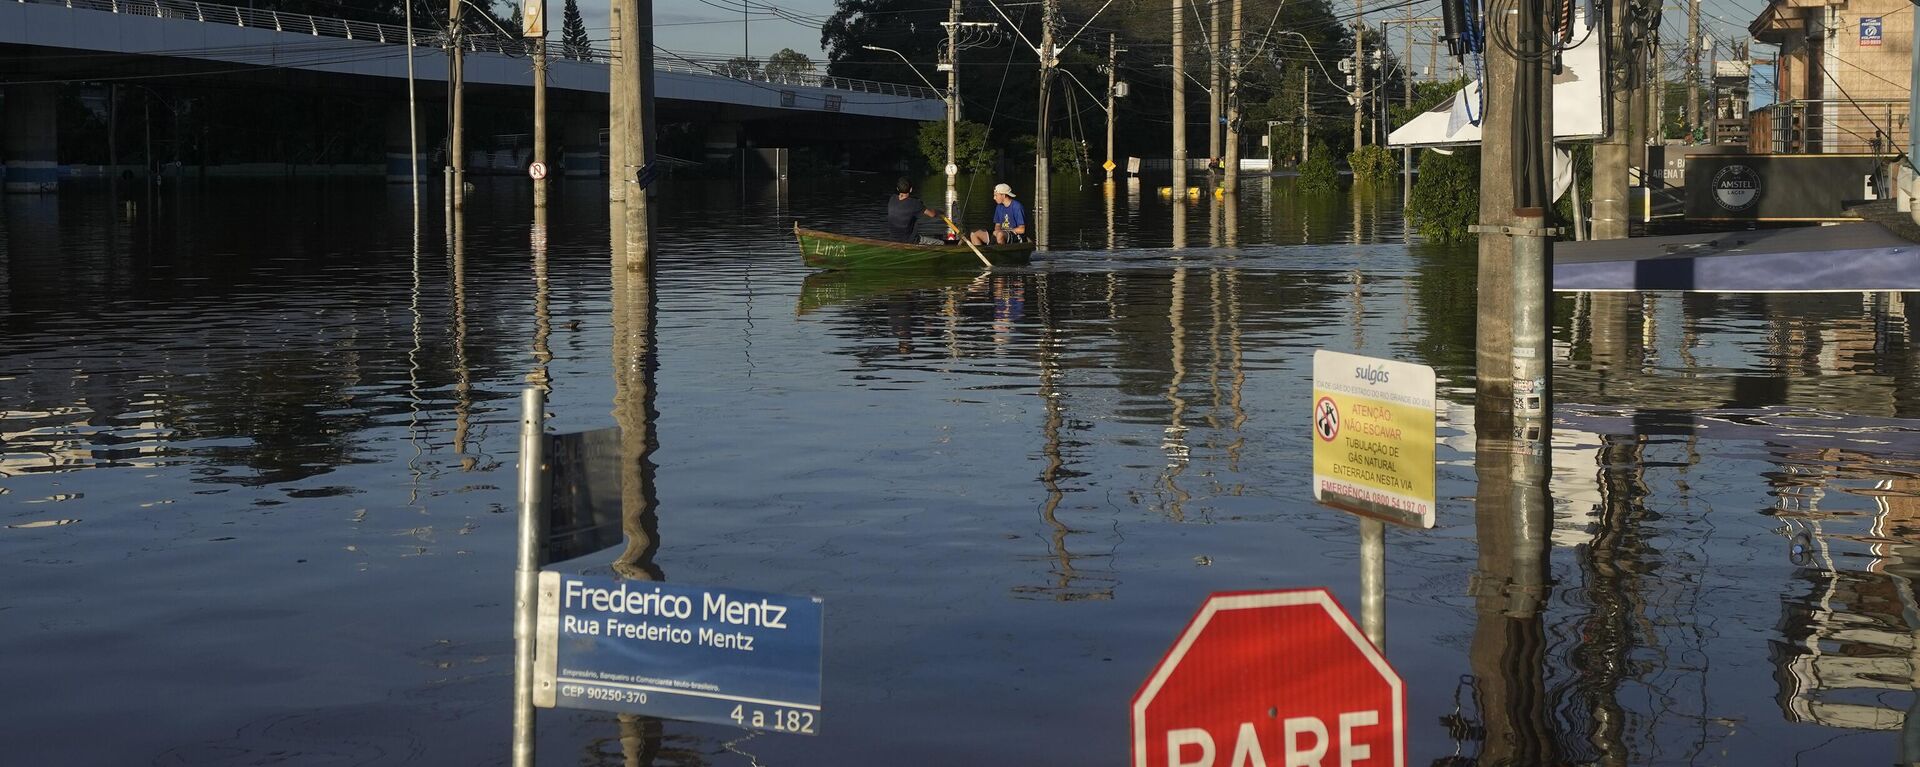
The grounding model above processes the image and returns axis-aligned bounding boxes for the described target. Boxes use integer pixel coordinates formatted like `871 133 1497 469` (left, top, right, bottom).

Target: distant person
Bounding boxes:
970 183 1027 245
887 177 940 244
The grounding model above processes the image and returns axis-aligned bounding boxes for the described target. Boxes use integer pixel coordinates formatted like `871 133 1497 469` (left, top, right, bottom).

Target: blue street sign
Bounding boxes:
533 573 824 734
1861 17 1883 47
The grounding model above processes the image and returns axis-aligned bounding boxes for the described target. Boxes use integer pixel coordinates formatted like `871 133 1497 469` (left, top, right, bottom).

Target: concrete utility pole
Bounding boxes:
1106 34 1121 181
1475 0 1517 418
1353 0 1365 150
1210 0 1223 168
609 0 627 203
1687 0 1700 141
1506 0 1554 429
946 0 961 217
1222 0 1242 192
1401 16 1413 198
531 7 549 209
1173 0 1187 200
1707 40 1718 144
1592 0 1633 239
447 0 465 212
1034 0 1057 249
617 0 654 264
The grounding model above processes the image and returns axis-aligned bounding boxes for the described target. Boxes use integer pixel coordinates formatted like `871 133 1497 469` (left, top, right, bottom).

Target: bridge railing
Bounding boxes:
23 0 940 101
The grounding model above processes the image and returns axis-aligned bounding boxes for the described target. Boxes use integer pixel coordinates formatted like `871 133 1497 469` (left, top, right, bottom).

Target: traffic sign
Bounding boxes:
1861 17 1883 46
1103 159 1118 172
1132 590 1404 767
528 161 548 180
1311 350 1436 528
945 163 959 176
534 573 824 734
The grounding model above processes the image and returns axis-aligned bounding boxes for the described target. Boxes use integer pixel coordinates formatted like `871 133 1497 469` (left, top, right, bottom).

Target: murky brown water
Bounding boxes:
5 174 1920 765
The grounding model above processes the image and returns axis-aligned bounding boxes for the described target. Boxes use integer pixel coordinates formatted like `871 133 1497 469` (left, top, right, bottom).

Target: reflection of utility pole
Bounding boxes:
1469 436 1560 766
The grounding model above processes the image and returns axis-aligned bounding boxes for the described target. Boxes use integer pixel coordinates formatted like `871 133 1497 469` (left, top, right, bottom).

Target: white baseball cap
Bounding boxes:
993 183 1016 197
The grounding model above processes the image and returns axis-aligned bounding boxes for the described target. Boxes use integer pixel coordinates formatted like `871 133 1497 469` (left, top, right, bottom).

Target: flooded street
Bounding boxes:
7 175 1920 765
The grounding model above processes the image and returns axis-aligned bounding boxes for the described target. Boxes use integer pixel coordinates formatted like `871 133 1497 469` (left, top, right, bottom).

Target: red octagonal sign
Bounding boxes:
1131 589 1404 767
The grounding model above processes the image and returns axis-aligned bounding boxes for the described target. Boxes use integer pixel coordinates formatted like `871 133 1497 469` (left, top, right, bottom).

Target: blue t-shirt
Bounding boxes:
992 199 1027 233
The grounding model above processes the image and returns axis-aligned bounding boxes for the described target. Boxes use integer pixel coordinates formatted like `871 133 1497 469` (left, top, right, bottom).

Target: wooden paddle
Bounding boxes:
940 215 993 268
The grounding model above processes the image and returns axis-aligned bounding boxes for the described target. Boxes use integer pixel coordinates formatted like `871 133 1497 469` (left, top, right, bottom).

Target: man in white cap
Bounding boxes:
969 183 1028 245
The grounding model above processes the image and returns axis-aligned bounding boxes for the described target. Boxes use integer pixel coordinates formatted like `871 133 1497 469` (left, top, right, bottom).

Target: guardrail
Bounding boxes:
19 0 940 101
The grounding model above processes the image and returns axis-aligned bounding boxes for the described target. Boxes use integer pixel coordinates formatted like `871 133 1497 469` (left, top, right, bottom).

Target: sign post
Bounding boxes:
1132 589 1404 767
512 387 547 767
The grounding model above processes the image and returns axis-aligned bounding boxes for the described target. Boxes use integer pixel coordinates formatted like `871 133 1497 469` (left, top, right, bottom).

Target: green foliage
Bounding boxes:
1298 142 1338 192
717 57 761 78
1347 145 1397 185
1051 137 1087 174
560 0 591 60
765 48 815 78
915 120 996 174
1407 148 1480 244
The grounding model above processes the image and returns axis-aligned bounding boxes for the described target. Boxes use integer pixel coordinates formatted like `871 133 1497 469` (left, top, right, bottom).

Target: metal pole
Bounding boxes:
1510 0 1552 430
533 35 549 208
1359 517 1385 647
1106 34 1118 181
946 0 960 218
511 386 547 767
1172 0 1187 201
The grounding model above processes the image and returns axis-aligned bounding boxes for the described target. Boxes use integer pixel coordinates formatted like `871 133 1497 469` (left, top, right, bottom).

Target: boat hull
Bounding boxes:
794 225 1033 269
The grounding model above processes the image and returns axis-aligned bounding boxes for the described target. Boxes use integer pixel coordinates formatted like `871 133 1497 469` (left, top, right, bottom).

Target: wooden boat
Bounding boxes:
793 223 1034 270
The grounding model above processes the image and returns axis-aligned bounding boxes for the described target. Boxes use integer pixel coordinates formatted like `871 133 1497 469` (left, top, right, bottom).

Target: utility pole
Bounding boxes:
1106 34 1121 181
1352 0 1365 150
1401 16 1413 198
1300 67 1309 163
609 0 626 203
447 0 465 212
1687 0 1700 141
1475 0 1516 418
618 0 653 265
1222 0 1242 192
1034 0 1057 249
1172 0 1187 201
530 0 549 209
1592 0 1633 239
1508 0 1553 429
1209 0 1223 169
946 0 961 217
1708 39 1718 144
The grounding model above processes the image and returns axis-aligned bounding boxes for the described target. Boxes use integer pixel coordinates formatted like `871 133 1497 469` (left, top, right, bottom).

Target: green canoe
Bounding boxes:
794 223 1034 270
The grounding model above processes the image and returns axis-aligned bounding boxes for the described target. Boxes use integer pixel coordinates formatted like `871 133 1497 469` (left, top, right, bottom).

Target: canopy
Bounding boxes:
1387 9 1606 149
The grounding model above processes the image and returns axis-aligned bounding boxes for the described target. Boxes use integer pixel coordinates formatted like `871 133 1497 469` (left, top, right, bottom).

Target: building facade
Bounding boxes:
1749 0 1911 153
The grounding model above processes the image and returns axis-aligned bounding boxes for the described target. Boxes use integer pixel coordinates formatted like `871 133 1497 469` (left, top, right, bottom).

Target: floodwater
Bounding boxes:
5 173 1920 766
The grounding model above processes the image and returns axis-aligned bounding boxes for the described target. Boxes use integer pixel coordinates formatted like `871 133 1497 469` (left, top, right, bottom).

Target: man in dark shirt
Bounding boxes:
886 177 940 243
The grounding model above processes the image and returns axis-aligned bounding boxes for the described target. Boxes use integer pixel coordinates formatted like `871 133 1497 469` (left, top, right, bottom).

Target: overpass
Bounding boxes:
0 0 945 190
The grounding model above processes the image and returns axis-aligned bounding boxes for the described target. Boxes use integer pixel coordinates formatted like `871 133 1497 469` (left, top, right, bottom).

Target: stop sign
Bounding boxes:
1131 589 1403 767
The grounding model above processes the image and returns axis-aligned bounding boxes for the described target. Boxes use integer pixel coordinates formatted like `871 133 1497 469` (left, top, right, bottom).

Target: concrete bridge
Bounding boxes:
0 0 945 190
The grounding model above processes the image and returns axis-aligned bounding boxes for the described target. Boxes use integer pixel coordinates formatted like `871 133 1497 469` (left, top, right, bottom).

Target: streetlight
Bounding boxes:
864 44 958 219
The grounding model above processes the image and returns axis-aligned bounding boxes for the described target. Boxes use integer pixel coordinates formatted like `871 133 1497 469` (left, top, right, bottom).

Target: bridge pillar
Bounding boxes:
385 105 429 184
4 85 60 194
704 122 742 165
563 112 602 177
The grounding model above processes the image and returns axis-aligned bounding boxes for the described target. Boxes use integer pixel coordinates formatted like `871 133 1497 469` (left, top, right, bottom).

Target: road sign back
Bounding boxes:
1132 589 1404 767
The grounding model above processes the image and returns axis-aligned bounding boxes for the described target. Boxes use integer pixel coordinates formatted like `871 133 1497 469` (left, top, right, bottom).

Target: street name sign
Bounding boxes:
534 573 824 734
1132 589 1404 767
1311 350 1437 528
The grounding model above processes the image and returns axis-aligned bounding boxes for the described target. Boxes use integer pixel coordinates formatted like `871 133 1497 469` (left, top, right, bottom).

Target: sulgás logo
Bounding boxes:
1711 164 1762 211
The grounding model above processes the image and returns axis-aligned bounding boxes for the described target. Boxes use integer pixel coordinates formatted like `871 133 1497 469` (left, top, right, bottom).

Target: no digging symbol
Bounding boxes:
1315 397 1340 442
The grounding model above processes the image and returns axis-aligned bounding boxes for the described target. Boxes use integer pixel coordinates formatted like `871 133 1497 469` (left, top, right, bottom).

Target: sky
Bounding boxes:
554 0 1773 84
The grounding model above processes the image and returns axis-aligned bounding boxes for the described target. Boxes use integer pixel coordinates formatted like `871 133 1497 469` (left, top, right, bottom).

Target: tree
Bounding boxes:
915 120 995 173
560 0 591 60
765 48 815 79
717 57 762 79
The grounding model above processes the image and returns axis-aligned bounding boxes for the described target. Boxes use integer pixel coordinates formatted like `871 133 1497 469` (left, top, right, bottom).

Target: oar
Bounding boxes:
941 215 993 269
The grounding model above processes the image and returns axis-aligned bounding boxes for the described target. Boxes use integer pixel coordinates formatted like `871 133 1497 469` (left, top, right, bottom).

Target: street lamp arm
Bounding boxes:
861 45 946 97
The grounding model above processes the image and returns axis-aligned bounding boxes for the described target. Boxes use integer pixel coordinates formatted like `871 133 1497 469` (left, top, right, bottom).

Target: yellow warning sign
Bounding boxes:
1310 350 1437 528
1102 159 1117 172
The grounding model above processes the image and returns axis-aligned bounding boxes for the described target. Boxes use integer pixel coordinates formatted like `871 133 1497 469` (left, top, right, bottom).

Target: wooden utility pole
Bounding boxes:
532 10 549 209
1687 0 1700 140
1209 0 1223 168
1222 0 1242 192
946 0 961 217
1106 34 1121 181
1172 0 1187 199
1034 0 1057 249
1592 0 1633 239
447 0 465 212
1352 0 1365 150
